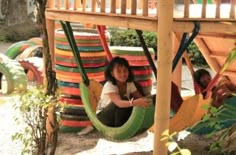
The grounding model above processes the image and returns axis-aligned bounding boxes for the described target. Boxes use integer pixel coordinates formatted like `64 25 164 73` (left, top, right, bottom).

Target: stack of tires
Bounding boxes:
110 46 155 96
1 37 43 94
54 28 109 132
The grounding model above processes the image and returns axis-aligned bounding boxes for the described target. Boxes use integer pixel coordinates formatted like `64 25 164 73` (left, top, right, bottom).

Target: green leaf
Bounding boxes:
179 149 191 155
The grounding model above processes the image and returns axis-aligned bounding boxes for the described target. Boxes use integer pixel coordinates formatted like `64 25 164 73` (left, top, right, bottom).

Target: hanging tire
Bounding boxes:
0 53 27 94
80 80 155 140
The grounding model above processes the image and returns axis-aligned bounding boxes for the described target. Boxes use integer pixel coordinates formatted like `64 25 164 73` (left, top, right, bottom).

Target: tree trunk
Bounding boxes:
35 0 58 154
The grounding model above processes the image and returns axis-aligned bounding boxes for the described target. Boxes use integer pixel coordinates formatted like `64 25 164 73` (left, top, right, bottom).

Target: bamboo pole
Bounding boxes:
154 0 173 154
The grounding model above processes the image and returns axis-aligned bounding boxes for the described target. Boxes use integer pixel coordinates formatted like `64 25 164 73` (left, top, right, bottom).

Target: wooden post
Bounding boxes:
154 0 173 154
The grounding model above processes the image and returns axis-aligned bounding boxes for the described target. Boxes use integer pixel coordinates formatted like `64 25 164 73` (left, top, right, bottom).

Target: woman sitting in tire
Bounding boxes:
194 68 236 108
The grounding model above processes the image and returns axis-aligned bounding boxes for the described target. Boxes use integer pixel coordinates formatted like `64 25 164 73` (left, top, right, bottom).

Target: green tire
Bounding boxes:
0 54 27 94
80 80 155 140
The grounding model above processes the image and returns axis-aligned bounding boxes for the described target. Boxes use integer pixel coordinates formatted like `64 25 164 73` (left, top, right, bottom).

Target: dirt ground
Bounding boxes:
0 42 216 155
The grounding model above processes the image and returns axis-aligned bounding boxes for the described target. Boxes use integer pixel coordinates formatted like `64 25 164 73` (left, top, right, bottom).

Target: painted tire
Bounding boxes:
110 46 155 66
63 105 87 116
27 37 43 45
16 45 43 60
61 114 89 121
59 96 83 105
55 52 107 67
59 126 83 133
80 80 155 140
0 53 27 94
55 48 106 57
19 57 43 85
55 65 105 73
5 41 36 59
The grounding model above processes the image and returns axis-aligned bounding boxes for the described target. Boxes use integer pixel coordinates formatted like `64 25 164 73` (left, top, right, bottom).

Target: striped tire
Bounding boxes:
0 53 27 94
27 37 43 45
5 40 37 59
18 57 43 86
16 45 43 60
110 46 155 66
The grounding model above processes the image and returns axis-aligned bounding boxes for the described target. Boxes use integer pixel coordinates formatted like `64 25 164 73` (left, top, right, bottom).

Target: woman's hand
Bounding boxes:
133 97 152 108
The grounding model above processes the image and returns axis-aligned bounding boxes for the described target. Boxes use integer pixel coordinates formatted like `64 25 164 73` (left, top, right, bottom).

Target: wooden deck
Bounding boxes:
46 0 236 83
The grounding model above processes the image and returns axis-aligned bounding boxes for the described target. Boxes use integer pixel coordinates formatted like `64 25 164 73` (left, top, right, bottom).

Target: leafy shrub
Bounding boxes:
108 28 157 56
108 27 207 67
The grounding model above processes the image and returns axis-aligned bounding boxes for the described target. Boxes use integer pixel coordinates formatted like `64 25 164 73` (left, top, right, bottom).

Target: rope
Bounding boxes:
60 21 89 86
97 25 113 61
172 22 200 72
136 29 157 79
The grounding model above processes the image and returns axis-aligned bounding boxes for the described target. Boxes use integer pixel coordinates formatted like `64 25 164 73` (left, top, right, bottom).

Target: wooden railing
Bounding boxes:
46 0 236 20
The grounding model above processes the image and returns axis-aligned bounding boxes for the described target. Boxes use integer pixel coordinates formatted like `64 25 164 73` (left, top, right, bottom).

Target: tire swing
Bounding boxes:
61 21 155 140
0 53 27 94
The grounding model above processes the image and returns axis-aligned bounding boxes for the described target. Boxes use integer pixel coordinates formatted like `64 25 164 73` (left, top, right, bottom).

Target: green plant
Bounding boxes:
187 43 208 67
12 87 63 155
108 28 157 57
161 130 191 155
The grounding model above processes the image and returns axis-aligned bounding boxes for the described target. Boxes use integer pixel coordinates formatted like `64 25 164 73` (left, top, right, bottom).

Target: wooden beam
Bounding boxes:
46 10 236 33
194 37 221 73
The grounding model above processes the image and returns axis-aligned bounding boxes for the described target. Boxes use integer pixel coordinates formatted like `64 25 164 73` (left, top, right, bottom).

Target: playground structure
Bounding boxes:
45 0 236 153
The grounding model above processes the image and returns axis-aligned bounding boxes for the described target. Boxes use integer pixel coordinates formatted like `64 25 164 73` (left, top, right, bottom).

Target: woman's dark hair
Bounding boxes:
105 56 134 85
193 68 211 87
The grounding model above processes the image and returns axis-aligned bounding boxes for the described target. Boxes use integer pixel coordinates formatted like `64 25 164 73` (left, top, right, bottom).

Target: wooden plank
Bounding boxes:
143 0 148 16
201 0 207 18
83 0 87 12
131 0 137 15
65 0 70 10
184 0 190 18
111 0 116 13
194 37 220 73
100 0 105 13
121 0 126 14
45 10 236 33
230 0 236 18
215 0 221 18
57 0 60 9
91 0 96 12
